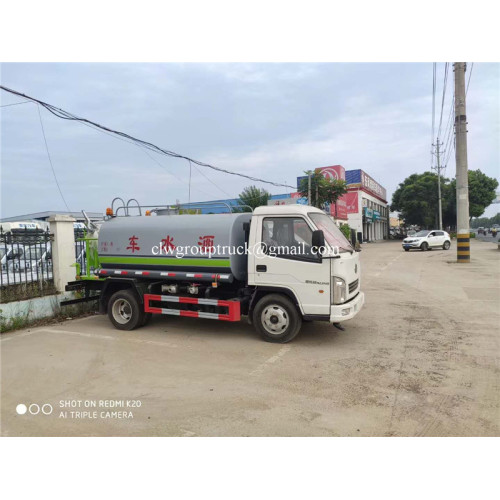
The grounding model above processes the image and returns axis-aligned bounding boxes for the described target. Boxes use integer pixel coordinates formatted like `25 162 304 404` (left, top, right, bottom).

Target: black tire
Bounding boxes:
421 242 429 251
252 293 302 343
107 289 144 331
404 248 410 252
443 240 451 250
142 313 152 326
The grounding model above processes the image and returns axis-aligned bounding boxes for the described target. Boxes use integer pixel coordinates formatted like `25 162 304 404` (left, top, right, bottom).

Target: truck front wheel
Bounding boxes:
253 293 302 343
108 289 144 331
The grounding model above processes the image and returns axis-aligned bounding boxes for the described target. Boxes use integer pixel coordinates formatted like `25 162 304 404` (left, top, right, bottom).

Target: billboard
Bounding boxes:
331 197 348 219
344 192 359 214
346 169 386 201
315 165 346 181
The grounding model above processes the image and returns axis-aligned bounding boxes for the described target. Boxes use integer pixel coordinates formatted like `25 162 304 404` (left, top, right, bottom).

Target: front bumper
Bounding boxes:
330 292 364 323
402 242 420 249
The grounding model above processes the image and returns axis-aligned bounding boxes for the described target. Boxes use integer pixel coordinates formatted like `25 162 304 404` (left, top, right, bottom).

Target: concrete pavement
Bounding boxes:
1 239 499 436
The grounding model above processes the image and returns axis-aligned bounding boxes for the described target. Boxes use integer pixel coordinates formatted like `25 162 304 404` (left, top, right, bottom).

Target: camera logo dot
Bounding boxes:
42 404 53 415
16 404 27 415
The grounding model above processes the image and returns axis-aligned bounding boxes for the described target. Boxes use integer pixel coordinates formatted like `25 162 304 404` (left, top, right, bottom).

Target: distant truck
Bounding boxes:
66 204 364 343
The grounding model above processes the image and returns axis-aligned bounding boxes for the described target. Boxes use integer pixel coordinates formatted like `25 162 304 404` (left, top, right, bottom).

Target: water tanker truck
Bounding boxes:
66 204 364 343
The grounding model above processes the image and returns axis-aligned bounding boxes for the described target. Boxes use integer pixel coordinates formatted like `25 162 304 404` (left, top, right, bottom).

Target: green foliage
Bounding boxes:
339 223 351 240
391 172 448 228
471 212 500 228
237 186 271 211
178 208 201 215
391 169 498 228
449 170 499 219
298 170 348 209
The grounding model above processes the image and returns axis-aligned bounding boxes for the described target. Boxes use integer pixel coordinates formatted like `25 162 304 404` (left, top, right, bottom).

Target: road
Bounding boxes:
1 239 499 436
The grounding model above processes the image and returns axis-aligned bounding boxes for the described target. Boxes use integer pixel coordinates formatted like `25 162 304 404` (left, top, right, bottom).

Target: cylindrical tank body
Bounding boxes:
98 213 252 281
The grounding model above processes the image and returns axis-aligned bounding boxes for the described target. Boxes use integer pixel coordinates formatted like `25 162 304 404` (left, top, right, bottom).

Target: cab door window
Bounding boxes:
262 217 316 261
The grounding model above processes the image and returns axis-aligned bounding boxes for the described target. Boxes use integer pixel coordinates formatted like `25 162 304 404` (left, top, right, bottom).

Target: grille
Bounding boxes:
349 279 359 294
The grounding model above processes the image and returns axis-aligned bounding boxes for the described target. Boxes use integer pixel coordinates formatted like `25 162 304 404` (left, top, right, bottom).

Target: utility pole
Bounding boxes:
432 139 444 230
308 172 312 206
454 62 470 263
188 160 192 204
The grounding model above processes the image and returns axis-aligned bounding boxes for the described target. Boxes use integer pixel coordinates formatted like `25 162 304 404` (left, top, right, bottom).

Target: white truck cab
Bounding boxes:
248 205 364 327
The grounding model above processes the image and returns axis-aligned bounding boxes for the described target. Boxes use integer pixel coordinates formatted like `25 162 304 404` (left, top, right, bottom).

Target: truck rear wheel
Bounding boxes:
253 293 302 343
108 289 144 331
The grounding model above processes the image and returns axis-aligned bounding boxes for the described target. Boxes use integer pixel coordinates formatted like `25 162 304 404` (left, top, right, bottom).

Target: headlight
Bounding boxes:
331 277 347 305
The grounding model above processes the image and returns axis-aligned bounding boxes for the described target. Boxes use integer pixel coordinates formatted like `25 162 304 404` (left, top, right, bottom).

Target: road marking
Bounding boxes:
365 253 403 284
250 345 291 376
0 331 39 343
1 327 180 349
40 328 181 349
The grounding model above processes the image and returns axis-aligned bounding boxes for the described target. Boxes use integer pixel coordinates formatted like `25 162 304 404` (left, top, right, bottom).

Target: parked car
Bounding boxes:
402 230 451 251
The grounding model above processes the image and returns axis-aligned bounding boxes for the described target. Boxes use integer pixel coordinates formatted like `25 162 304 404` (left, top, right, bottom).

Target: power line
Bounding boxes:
0 85 295 190
437 62 449 139
0 100 32 108
466 62 474 95
36 104 71 212
431 62 436 168
190 162 232 198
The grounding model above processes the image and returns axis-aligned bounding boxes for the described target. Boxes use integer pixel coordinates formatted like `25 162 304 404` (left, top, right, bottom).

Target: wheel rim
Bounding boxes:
261 305 289 335
444 241 450 249
112 298 132 325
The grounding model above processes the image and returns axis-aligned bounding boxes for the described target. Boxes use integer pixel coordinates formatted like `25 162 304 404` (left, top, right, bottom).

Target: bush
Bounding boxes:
339 223 351 240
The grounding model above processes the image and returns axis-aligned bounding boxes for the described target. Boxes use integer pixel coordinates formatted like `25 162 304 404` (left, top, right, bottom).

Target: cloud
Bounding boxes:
1 62 498 218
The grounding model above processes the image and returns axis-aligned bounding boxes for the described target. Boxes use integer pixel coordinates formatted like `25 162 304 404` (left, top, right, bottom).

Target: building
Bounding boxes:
297 166 388 241
344 170 389 241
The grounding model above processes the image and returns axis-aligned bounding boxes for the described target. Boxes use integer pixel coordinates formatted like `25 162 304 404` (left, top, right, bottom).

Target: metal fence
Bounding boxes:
0 227 55 303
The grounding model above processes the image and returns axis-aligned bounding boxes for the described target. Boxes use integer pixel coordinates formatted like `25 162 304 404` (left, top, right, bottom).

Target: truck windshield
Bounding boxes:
309 213 353 253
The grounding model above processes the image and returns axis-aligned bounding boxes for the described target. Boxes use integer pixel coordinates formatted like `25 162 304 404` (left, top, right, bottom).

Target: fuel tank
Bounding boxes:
98 213 252 281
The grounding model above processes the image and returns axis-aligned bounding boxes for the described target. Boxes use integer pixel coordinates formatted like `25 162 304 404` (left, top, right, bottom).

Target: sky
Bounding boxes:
1 62 499 219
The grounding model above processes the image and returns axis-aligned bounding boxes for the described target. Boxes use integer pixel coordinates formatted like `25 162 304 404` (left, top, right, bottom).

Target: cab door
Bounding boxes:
248 215 331 316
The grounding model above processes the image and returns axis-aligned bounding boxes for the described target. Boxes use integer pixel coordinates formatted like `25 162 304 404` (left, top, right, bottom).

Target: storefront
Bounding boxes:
344 170 388 242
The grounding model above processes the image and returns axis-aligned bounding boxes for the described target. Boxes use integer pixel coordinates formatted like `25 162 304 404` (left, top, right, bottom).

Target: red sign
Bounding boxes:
344 192 359 214
329 198 348 220
315 165 346 182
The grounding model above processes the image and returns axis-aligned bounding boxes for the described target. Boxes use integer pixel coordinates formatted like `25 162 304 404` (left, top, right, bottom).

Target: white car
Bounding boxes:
402 230 451 251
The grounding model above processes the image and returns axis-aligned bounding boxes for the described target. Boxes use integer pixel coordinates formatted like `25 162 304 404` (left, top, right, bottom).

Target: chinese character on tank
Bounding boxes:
161 236 176 252
198 235 215 251
126 235 140 253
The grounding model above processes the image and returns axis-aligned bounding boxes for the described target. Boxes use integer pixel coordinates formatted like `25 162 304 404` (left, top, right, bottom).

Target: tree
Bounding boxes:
449 169 498 219
237 186 271 211
471 213 500 228
390 172 448 228
391 169 498 229
298 170 348 209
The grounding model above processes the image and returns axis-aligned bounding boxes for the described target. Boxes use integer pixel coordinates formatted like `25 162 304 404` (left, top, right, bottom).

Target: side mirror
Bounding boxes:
312 229 325 256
